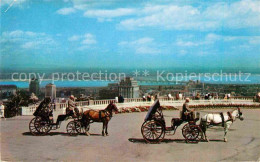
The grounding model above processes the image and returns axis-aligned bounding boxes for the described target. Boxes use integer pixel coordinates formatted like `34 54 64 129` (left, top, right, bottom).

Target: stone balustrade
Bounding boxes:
21 96 255 115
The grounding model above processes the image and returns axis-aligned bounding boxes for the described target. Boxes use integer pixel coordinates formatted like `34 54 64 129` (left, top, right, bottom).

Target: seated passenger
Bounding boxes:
33 97 51 118
182 98 194 121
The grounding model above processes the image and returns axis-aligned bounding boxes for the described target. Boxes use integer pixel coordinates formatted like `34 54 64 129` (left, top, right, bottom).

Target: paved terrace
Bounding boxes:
1 109 260 161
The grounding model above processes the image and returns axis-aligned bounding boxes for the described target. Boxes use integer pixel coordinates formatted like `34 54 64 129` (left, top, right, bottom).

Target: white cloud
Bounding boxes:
56 7 76 15
118 0 260 31
68 33 97 45
82 33 96 45
84 8 136 19
68 33 97 50
176 40 199 47
119 37 160 54
1 30 56 50
68 35 80 41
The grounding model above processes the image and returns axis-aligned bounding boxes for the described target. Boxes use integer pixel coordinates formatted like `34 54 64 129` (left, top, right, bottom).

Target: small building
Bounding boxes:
118 77 139 98
0 85 17 99
45 83 56 100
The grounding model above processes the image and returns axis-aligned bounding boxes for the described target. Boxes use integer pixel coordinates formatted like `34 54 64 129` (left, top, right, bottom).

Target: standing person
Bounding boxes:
147 95 151 102
227 93 231 99
179 92 183 100
0 102 5 118
176 92 180 100
142 95 146 102
119 95 124 103
151 95 155 102
168 93 172 100
195 93 200 100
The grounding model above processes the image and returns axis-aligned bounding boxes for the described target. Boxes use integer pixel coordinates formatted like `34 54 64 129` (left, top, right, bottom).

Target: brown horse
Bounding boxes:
82 102 119 136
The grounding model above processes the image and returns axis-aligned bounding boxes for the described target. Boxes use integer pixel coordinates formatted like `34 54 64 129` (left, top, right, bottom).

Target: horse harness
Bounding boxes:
220 112 233 127
99 110 112 120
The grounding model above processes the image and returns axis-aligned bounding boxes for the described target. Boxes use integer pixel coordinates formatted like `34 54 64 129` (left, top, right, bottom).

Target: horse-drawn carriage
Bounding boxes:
29 99 89 136
141 99 203 143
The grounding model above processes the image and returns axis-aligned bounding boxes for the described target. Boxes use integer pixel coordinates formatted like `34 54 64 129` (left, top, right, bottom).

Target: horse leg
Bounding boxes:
200 121 208 142
224 121 231 142
85 123 90 136
102 121 106 136
105 121 109 136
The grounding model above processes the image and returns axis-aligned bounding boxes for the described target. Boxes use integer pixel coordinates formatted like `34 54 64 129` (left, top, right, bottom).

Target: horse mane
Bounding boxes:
105 103 112 110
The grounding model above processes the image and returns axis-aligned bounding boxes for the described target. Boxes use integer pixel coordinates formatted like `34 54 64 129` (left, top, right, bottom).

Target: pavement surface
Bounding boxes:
1 109 260 161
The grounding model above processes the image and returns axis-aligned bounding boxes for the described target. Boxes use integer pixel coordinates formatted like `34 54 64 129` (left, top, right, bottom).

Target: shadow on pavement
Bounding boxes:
128 138 187 144
22 132 104 137
128 138 224 143
22 132 77 136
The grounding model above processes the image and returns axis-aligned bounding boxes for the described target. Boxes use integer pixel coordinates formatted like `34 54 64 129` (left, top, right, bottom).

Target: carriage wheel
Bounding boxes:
33 117 51 136
76 122 90 134
29 117 39 136
141 120 165 144
66 121 80 136
182 124 202 143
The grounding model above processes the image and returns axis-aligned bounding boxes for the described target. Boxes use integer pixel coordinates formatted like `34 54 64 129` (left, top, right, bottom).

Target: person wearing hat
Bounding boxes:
182 98 194 121
55 95 77 127
67 95 76 116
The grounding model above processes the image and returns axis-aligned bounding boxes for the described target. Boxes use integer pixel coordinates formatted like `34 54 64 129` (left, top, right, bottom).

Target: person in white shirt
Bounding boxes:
0 102 5 118
227 93 231 99
168 93 172 100
179 93 183 100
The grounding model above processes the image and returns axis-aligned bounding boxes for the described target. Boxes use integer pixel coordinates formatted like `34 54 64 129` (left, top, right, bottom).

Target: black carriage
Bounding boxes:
29 100 88 136
141 99 203 143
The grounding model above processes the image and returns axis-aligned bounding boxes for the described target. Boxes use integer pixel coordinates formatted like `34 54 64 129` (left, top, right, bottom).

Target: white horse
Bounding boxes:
200 107 244 142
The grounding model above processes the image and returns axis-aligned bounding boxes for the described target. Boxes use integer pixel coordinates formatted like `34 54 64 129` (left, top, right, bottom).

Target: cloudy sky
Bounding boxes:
1 0 260 71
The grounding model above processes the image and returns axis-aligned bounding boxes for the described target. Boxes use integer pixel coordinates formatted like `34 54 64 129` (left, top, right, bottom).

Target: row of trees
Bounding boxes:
4 90 38 118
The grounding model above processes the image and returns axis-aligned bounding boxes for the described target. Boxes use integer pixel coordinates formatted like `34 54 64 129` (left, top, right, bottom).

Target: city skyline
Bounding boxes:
1 0 260 70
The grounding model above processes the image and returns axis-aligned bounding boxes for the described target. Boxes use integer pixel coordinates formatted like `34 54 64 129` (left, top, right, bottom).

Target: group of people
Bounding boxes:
175 92 183 100
142 95 157 102
224 93 231 100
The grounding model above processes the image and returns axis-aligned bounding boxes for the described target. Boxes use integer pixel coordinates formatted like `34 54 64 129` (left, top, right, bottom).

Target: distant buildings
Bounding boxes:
45 83 56 99
29 78 40 95
118 77 140 98
0 85 17 99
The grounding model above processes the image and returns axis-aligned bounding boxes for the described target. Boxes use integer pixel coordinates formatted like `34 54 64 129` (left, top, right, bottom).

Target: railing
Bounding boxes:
21 96 255 115
93 99 116 105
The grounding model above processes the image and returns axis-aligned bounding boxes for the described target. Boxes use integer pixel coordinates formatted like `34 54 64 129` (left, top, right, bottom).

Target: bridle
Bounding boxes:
104 103 118 118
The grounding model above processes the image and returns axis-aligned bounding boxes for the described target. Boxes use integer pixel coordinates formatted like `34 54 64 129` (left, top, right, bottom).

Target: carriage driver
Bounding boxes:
182 98 194 121
55 95 78 127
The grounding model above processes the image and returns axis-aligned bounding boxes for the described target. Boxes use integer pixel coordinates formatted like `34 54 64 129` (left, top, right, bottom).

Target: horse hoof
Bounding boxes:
85 132 90 136
224 139 227 142
103 134 106 137
106 134 109 136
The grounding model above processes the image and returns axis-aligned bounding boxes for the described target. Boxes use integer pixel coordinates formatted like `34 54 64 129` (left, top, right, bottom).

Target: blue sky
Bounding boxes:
1 0 260 71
